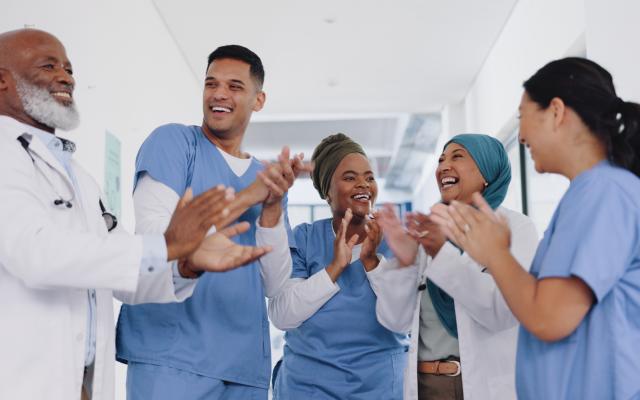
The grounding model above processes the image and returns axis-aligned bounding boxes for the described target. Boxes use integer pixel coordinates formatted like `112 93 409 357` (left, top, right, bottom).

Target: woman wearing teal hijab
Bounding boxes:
373 133 539 400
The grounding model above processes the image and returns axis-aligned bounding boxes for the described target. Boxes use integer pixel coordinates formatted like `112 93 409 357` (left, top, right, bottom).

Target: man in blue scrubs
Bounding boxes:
116 45 296 399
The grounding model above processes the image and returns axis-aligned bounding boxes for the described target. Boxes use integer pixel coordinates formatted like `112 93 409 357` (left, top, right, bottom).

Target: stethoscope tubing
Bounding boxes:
18 136 117 231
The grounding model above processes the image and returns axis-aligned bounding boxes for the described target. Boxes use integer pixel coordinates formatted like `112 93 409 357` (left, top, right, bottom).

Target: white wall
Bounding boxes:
459 0 640 141
411 0 588 212
463 0 586 138
585 0 640 103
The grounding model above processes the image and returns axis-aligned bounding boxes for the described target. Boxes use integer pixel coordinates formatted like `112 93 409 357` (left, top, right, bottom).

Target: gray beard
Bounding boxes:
15 78 80 131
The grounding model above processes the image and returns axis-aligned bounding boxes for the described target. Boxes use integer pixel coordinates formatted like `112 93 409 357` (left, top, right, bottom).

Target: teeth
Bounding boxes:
353 194 370 200
52 92 71 99
211 106 231 112
441 177 457 185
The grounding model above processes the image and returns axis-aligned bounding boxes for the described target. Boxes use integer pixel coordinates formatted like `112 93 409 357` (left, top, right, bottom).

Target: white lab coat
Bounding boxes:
0 117 193 400
369 207 538 400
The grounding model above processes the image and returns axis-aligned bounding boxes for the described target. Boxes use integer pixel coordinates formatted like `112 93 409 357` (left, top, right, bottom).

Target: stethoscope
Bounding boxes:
17 135 118 232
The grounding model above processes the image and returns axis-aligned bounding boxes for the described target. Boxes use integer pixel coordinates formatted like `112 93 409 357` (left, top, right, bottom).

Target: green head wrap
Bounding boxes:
311 133 366 200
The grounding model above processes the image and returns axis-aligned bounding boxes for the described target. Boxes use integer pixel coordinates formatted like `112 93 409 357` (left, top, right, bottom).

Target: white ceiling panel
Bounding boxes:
153 0 518 114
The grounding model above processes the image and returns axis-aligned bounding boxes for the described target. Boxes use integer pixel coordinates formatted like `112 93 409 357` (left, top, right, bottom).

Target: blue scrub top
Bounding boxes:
116 123 293 389
516 161 640 400
274 218 409 400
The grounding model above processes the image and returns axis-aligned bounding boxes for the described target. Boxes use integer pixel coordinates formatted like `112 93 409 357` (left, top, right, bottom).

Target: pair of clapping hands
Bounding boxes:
328 203 452 275
374 204 448 267
163 146 312 277
375 193 512 271
326 208 383 283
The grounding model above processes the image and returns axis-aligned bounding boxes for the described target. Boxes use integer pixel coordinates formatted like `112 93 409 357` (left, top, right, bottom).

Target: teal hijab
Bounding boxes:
428 133 511 338
445 134 511 209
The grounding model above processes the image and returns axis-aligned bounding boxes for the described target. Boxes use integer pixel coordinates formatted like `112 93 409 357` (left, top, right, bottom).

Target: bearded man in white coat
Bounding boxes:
0 28 271 400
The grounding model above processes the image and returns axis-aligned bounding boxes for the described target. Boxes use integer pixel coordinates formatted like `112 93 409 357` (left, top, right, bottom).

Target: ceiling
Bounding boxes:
1 0 520 198
151 0 518 191
153 0 518 115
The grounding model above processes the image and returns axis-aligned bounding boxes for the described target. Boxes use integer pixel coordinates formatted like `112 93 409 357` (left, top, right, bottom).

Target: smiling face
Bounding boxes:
201 58 265 139
0 30 78 132
517 91 563 174
436 143 486 205
326 153 377 220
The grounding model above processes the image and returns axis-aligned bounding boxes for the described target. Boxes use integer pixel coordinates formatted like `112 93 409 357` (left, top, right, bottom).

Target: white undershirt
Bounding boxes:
218 148 251 177
133 150 291 297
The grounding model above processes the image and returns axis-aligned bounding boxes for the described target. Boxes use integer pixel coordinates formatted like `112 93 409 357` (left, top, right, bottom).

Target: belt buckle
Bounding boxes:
444 360 461 377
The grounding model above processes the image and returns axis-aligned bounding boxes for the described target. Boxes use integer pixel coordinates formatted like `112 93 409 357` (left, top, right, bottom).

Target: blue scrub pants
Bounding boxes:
126 362 268 400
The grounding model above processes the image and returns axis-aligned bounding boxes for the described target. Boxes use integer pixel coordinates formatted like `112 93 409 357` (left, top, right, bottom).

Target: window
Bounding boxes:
502 138 523 213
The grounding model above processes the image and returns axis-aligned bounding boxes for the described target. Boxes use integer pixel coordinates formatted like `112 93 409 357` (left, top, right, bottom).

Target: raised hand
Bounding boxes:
290 151 313 178
406 211 447 257
179 222 272 276
164 185 235 261
375 204 418 266
258 147 291 207
430 192 511 268
360 218 382 271
326 208 359 282
257 147 313 227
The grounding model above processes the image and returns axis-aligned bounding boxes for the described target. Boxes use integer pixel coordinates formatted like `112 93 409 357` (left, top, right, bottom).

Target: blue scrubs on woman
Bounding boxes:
516 161 640 400
274 218 408 400
116 123 292 398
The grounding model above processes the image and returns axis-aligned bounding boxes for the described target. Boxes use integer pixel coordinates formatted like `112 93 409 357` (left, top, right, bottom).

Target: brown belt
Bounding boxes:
418 360 461 376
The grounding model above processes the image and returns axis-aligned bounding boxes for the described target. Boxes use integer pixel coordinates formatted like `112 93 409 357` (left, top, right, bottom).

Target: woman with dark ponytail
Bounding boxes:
429 57 640 400
522 57 640 178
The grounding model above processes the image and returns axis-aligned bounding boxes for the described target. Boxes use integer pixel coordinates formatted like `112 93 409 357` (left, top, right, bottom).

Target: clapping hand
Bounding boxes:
180 222 272 277
258 146 313 206
429 193 511 268
257 147 313 227
164 185 235 262
375 204 418 266
326 208 359 282
360 218 382 271
405 211 447 257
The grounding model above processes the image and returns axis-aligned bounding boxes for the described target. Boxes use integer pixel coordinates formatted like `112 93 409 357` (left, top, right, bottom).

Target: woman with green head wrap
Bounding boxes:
374 133 539 400
266 133 412 399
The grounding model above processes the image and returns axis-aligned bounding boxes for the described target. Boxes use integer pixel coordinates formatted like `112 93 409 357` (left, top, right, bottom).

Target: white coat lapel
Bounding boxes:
22 133 75 190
